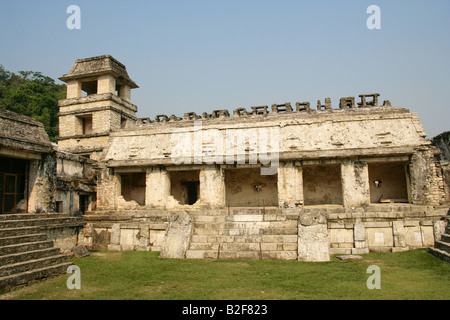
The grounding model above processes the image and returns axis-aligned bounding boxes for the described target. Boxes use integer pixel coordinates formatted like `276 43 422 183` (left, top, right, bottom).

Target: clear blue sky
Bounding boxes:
1 0 449 138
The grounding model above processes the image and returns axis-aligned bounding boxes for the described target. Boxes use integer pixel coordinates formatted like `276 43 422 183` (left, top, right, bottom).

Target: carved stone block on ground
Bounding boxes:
160 211 193 259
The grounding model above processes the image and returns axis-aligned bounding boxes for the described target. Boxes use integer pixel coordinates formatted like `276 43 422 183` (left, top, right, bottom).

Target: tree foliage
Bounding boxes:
0 64 65 142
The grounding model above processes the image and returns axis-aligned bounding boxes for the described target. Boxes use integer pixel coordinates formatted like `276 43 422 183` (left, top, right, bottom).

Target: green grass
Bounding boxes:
1 249 449 300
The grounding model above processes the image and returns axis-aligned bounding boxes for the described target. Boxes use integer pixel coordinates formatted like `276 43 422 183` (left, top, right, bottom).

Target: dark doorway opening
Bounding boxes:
182 181 199 205
0 156 27 214
170 170 200 205
79 195 89 214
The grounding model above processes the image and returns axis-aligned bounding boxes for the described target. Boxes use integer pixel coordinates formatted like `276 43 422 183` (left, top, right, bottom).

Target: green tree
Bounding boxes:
0 64 65 142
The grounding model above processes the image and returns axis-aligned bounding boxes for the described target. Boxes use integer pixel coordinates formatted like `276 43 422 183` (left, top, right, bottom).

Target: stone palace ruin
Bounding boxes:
1 55 449 288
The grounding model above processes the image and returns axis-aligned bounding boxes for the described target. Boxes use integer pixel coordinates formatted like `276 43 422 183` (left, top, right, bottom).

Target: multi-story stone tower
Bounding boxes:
57 55 138 160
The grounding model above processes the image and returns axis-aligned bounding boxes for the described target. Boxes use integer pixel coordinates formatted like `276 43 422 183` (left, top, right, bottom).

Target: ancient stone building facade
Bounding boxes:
53 55 449 261
0 108 97 255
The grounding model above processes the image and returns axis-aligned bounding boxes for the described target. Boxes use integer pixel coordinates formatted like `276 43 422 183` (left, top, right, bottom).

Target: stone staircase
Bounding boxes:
428 212 450 263
0 213 83 294
186 208 299 260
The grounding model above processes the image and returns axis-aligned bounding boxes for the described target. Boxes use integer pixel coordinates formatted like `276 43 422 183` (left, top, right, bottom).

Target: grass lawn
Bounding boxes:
1 248 449 300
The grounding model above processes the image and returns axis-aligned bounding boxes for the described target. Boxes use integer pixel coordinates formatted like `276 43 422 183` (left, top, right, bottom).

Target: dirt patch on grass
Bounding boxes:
91 251 123 261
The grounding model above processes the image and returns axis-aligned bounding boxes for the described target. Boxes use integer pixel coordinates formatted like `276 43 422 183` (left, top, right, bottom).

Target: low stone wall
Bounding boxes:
78 205 449 261
326 205 448 254
45 225 83 255
80 210 171 251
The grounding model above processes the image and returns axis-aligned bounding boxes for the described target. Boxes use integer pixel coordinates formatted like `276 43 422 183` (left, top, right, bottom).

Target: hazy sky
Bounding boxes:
0 0 449 138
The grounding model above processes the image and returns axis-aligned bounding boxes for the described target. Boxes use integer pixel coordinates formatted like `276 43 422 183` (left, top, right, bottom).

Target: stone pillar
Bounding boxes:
27 155 56 213
137 224 151 251
97 74 116 94
341 160 370 208
199 165 225 207
146 166 171 208
96 167 119 210
277 161 303 208
27 159 39 213
409 148 441 205
66 80 81 98
107 223 122 251
80 223 95 250
392 221 409 252
433 220 447 242
298 211 330 261
118 85 131 101
352 221 369 254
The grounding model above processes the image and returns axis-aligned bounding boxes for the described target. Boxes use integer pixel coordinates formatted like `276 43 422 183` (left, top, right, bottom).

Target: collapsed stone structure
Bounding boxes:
2 55 449 265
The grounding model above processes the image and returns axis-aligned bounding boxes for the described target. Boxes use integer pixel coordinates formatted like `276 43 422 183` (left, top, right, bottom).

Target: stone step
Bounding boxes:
428 247 450 263
188 208 282 216
219 227 298 236
0 254 68 277
0 213 69 221
0 262 72 294
223 221 298 229
440 233 450 244
0 217 81 229
435 240 450 254
193 220 297 230
189 242 297 251
0 219 84 238
0 240 54 256
0 226 44 238
228 208 281 215
186 249 297 260
193 227 298 236
0 234 48 246
226 214 265 222
0 247 61 266
190 215 227 223
191 213 293 222
191 234 298 244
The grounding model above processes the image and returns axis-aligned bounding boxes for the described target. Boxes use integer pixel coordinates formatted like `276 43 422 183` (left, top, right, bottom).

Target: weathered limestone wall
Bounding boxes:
57 135 110 156
277 161 303 208
224 168 278 207
95 153 447 212
409 149 442 205
54 151 97 215
103 107 428 167
432 131 450 161
431 132 450 205
58 94 137 137
199 166 226 207
45 226 82 254
145 166 172 208
96 167 119 210
436 161 450 204
28 154 57 213
341 160 370 207
80 210 170 251
302 164 343 205
57 92 138 160
327 205 448 254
